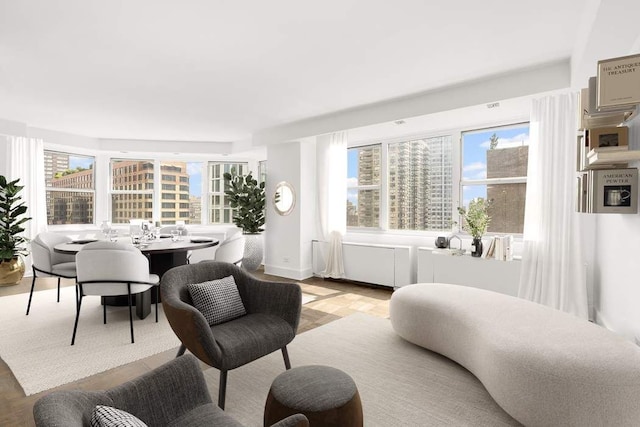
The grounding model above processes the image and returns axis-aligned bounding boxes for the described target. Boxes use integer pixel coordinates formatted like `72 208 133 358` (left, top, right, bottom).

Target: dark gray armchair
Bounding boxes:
161 261 302 410
33 354 308 427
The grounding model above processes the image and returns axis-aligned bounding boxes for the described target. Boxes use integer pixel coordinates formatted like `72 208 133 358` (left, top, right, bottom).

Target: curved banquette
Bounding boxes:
390 283 640 427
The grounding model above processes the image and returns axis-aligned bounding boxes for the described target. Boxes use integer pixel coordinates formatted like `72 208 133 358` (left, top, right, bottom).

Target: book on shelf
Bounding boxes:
578 168 638 214
483 235 513 261
590 168 638 214
587 145 628 156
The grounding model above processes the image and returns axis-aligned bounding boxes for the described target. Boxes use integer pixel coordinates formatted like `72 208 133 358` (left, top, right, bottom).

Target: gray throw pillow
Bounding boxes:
187 275 247 325
90 405 148 427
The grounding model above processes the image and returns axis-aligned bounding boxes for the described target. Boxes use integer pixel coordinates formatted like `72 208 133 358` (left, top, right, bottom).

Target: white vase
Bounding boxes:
242 233 263 271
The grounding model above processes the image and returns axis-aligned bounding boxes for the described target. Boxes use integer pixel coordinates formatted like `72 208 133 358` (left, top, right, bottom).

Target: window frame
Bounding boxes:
44 150 96 225
460 122 530 236
347 119 529 237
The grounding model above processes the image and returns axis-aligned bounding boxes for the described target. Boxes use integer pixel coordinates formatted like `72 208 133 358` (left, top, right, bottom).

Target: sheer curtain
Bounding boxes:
518 92 588 319
316 132 347 278
7 136 48 268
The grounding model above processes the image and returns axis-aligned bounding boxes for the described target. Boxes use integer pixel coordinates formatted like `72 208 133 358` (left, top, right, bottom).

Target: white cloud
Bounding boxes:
347 177 359 187
480 133 530 149
463 162 486 179
464 162 485 172
187 162 203 176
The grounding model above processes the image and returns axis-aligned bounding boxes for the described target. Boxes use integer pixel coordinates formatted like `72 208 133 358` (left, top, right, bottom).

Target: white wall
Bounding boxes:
593 115 640 340
264 141 305 279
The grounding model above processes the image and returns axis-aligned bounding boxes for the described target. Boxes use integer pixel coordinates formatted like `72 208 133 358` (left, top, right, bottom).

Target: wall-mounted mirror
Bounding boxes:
274 181 296 216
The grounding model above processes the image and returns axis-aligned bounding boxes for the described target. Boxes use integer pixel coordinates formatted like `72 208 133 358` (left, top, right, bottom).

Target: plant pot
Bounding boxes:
242 233 263 271
0 256 25 286
471 238 483 258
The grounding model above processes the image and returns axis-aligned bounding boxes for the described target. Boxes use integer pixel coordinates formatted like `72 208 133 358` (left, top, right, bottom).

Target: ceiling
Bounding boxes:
0 1 597 143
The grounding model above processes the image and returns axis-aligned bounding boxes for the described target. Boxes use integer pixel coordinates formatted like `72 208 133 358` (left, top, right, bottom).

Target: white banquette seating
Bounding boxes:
390 283 640 427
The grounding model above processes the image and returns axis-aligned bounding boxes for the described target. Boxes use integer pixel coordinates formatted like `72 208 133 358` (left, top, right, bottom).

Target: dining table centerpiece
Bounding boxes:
0 176 32 285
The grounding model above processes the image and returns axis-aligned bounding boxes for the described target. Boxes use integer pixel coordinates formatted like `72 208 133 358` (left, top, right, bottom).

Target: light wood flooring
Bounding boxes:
0 270 392 427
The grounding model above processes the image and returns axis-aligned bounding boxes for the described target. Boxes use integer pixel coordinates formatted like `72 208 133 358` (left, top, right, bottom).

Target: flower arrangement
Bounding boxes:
457 197 491 239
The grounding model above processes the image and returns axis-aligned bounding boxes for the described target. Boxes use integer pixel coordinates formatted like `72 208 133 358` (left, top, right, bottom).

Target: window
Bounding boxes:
111 159 154 223
461 123 530 234
346 123 527 235
388 136 452 231
45 151 95 225
208 162 248 224
347 145 381 228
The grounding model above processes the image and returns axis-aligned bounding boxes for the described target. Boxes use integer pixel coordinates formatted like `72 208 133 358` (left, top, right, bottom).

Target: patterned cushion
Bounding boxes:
90 405 148 427
187 275 247 326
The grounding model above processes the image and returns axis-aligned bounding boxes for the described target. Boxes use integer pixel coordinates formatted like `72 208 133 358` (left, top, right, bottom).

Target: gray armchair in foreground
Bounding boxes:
33 354 308 427
161 261 302 410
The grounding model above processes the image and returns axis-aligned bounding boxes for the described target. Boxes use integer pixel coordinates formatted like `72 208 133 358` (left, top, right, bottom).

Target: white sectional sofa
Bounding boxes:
390 283 640 427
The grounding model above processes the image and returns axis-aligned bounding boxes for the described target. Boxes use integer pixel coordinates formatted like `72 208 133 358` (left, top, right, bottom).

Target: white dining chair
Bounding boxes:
72 241 159 345
213 234 245 266
27 232 77 315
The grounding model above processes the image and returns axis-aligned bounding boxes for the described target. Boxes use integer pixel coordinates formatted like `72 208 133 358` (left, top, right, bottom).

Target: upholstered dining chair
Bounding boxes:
27 232 77 315
73 241 159 345
213 233 245 266
161 261 302 410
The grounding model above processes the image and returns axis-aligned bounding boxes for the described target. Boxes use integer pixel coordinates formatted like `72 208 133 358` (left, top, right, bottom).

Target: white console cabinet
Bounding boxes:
416 247 521 297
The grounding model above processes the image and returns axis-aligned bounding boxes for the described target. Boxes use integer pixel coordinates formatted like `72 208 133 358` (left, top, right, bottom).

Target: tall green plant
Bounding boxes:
223 169 266 234
457 197 491 239
0 176 31 261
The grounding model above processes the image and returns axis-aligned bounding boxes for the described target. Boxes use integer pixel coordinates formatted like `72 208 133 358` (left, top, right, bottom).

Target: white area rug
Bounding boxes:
203 313 520 427
0 286 180 396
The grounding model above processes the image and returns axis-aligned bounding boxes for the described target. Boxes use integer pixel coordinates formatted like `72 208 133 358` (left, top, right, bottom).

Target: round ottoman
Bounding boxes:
264 365 363 427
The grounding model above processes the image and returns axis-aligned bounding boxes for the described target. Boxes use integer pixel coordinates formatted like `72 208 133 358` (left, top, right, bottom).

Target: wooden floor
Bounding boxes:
0 270 392 426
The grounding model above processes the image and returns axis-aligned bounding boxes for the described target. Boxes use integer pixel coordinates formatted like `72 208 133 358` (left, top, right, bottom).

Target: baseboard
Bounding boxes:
263 264 313 281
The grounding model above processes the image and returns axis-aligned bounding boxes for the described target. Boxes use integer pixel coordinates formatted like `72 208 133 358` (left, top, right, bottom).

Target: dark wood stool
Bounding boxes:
264 365 363 427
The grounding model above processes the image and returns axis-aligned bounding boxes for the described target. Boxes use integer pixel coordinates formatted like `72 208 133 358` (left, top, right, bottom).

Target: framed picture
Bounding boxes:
588 126 628 151
597 53 640 110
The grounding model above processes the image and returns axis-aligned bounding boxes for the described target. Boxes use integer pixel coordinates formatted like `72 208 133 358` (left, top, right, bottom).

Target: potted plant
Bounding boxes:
223 168 266 271
0 175 32 285
457 197 490 257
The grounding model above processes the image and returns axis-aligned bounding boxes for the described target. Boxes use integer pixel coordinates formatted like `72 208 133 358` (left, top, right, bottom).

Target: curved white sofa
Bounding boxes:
390 283 640 427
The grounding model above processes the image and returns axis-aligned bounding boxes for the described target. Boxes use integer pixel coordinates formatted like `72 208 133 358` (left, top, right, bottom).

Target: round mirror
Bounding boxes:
274 181 296 216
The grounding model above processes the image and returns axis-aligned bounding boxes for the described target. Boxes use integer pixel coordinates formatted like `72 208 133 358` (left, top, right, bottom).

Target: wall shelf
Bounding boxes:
588 150 640 167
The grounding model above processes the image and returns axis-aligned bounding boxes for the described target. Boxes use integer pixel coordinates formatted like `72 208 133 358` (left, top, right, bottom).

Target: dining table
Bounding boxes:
54 235 219 319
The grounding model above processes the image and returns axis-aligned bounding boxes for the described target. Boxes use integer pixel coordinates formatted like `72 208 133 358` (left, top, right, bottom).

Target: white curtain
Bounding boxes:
316 132 347 278
7 136 47 267
518 92 588 319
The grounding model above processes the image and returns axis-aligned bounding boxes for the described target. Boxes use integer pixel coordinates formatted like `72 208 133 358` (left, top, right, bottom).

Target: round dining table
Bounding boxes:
55 236 219 319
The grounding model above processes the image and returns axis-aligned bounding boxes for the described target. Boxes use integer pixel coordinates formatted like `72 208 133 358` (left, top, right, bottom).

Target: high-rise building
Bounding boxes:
388 136 452 231
486 146 528 233
49 168 94 224
355 147 381 227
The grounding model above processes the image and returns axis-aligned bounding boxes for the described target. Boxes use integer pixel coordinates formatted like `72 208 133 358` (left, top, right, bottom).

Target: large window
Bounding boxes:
110 160 203 225
346 123 528 235
208 162 248 224
45 151 95 225
461 123 530 234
